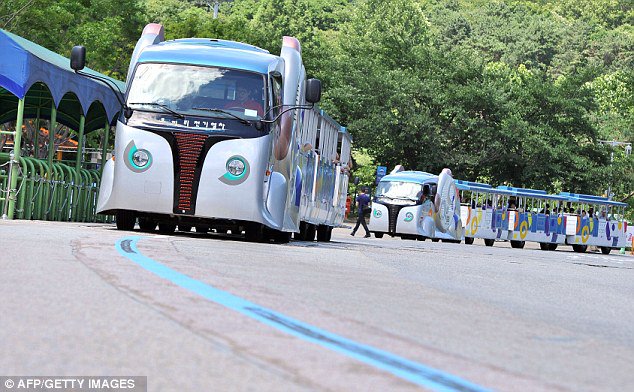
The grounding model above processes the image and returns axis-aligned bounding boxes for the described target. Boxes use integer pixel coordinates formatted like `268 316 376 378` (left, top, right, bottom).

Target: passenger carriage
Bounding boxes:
496 187 569 250
456 181 514 246
558 192 628 254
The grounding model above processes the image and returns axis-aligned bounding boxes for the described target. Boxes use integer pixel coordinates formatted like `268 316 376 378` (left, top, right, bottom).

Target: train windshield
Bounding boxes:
127 63 266 120
375 181 423 201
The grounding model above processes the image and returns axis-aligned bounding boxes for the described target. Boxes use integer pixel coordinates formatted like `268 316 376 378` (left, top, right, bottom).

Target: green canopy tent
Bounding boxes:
0 28 125 220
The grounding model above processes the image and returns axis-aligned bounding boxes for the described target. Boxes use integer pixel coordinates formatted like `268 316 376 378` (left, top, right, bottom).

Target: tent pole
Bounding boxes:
6 98 25 219
47 104 57 180
46 104 57 220
72 115 85 221
33 107 41 158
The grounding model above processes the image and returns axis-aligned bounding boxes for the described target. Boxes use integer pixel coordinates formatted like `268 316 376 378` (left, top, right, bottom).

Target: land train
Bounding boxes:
456 182 629 254
75 24 351 242
368 169 464 242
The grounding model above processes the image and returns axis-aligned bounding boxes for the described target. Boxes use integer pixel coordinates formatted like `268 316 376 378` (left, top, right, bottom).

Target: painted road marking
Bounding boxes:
116 236 490 392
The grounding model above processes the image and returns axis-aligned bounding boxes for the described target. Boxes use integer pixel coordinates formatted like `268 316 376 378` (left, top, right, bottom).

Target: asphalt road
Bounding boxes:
1 220 633 391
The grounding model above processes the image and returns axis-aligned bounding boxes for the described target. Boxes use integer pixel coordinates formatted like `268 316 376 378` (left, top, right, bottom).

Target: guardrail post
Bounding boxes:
2 151 15 220
6 98 25 220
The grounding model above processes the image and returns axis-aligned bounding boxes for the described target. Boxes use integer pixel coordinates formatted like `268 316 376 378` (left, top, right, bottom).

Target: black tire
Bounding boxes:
305 223 317 241
158 222 176 234
464 237 474 245
573 244 588 253
178 225 192 232
600 247 611 255
510 240 525 249
548 243 558 251
272 230 291 244
325 226 332 242
484 238 495 247
316 225 330 242
539 243 549 251
245 223 265 242
375 232 384 239
116 210 136 231
294 221 309 241
138 217 156 232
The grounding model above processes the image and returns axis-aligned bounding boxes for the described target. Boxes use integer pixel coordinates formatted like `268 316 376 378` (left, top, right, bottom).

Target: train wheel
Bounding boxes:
272 230 291 244
245 223 265 242
158 222 176 234
548 243 558 251
510 240 525 249
375 233 384 239
316 225 330 242
178 225 192 232
600 247 611 255
195 226 209 233
484 239 495 247
572 244 588 253
138 217 156 232
464 237 474 245
431 238 440 242
539 243 549 251
325 226 332 242
116 210 136 231
305 224 316 241
294 221 309 241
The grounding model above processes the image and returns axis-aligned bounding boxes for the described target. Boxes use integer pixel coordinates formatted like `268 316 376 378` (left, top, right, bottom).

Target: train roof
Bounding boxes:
455 180 492 191
137 38 279 74
559 192 628 207
497 186 568 201
455 182 514 195
379 171 437 184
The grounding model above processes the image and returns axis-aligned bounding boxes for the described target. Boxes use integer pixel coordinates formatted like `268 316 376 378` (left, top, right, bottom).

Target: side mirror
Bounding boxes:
305 78 322 103
70 46 86 71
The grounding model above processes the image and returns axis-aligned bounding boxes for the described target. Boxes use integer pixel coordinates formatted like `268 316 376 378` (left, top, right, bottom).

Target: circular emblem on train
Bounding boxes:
581 225 590 243
404 212 414 222
373 209 382 218
124 141 152 173
519 220 529 239
219 155 250 185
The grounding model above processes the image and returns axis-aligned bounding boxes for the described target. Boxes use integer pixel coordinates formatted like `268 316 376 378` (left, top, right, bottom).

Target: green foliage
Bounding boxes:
1 0 632 207
349 149 377 194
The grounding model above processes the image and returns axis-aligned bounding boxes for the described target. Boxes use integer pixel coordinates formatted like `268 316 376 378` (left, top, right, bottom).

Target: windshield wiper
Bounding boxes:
129 102 185 119
192 107 254 126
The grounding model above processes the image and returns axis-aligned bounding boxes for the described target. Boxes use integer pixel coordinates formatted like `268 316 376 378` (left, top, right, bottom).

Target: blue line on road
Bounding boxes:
116 236 490 392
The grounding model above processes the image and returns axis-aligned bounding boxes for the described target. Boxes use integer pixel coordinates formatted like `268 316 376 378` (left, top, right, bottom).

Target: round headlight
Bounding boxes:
132 149 150 168
227 158 245 176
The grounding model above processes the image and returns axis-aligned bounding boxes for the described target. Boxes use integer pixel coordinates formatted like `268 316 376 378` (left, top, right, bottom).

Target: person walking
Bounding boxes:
351 187 371 238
